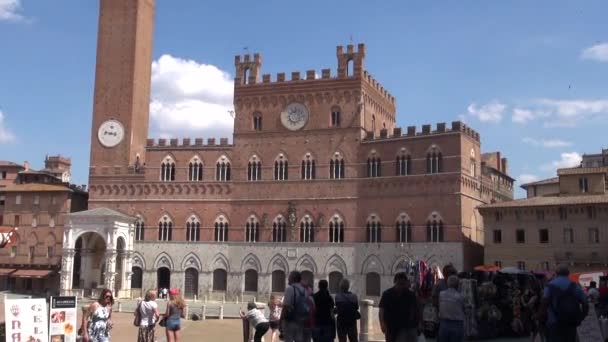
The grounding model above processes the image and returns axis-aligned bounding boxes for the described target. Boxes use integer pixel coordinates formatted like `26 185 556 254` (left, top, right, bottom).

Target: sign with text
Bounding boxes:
4 298 48 342
49 296 77 342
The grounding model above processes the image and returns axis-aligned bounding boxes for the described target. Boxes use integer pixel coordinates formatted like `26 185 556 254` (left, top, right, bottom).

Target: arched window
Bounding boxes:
427 215 444 242
274 154 288 181
273 215 287 242
366 272 381 297
331 105 341 127
214 215 229 242
367 152 381 178
301 153 316 180
329 271 344 294
160 156 176 182
329 152 345 179
135 217 145 241
213 269 227 291
367 215 382 243
243 68 250 85
216 155 231 181
271 270 286 292
396 213 412 243
244 269 258 292
253 112 262 131
395 149 411 176
371 115 376 137
329 214 344 243
300 215 315 243
426 147 442 174
347 59 354 77
470 149 476 177
247 155 262 181
245 215 260 243
131 266 143 289
188 156 203 181
158 215 172 241
186 215 201 242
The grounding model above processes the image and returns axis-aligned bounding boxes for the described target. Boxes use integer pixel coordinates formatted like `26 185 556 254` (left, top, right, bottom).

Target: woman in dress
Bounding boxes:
164 288 187 342
137 289 160 342
83 288 114 342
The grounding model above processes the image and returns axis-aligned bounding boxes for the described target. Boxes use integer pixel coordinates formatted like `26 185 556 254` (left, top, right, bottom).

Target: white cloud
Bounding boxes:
521 137 572 148
0 110 16 143
581 43 608 62
0 0 25 21
541 152 582 171
466 102 506 123
150 54 234 139
517 174 539 185
512 108 535 124
510 99 608 126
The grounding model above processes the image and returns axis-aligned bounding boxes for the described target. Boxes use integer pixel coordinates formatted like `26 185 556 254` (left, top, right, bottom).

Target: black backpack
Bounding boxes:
549 282 585 326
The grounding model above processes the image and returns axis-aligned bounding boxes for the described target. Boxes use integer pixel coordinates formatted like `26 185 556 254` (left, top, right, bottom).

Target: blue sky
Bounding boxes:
1 0 607 197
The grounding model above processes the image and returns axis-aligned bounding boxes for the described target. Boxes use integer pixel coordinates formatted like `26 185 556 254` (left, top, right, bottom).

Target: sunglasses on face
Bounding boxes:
105 295 113 299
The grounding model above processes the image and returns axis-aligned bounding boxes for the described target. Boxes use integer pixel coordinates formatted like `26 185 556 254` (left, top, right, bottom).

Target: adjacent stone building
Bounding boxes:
60 0 513 300
479 150 608 272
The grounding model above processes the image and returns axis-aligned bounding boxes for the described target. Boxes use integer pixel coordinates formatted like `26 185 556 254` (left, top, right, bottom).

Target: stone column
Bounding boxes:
104 249 117 294
359 299 374 342
118 251 133 298
60 249 75 296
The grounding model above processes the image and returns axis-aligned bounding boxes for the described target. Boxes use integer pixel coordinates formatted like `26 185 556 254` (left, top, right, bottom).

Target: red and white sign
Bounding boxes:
4 298 48 342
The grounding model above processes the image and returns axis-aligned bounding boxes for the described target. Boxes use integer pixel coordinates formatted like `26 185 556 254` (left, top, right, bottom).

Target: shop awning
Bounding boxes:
0 268 16 276
11 270 53 278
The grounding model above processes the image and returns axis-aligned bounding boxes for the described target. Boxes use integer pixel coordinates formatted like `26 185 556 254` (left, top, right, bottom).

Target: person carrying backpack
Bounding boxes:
335 279 360 342
281 271 311 342
538 264 588 342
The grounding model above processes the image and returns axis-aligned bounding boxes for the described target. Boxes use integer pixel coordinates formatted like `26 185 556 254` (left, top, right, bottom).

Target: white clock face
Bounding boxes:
281 102 309 131
97 119 125 148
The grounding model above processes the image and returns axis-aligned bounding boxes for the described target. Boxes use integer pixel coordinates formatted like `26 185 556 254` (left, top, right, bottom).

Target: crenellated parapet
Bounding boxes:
363 121 480 142
146 138 234 149
362 70 395 105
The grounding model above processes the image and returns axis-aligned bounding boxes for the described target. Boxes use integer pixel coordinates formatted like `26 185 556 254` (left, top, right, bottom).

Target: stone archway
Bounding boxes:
60 208 136 298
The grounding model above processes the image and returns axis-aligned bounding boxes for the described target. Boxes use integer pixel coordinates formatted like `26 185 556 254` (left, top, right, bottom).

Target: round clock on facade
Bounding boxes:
280 102 309 131
97 119 125 147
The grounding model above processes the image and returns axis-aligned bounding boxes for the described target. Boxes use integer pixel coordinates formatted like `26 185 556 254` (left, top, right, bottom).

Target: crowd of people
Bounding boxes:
74 263 605 342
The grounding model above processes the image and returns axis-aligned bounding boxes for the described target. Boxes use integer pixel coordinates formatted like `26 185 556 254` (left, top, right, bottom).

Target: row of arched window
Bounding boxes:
136 213 445 243
159 147 443 182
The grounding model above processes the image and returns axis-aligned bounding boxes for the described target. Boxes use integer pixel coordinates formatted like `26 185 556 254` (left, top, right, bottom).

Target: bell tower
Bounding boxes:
89 0 154 176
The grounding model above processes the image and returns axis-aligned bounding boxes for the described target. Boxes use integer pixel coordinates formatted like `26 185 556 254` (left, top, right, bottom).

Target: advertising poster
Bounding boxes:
49 296 78 342
4 298 49 342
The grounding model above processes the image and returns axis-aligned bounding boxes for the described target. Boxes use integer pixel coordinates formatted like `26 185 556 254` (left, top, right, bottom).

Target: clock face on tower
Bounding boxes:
280 102 309 131
97 119 125 148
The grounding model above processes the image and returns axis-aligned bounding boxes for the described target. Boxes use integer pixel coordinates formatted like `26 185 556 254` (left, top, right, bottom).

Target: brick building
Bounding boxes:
480 150 608 272
0 158 87 294
59 0 513 300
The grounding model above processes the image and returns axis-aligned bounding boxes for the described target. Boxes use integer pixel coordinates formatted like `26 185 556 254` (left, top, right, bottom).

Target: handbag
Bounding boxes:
159 316 167 327
133 302 142 327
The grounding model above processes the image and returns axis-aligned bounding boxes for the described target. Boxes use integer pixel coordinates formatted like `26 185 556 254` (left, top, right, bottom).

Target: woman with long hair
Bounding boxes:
164 288 187 342
136 289 160 342
82 288 114 342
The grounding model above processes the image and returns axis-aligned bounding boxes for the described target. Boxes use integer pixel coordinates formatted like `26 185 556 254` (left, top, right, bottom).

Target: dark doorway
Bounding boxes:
301 271 314 289
131 267 143 289
184 268 199 299
213 269 227 291
271 270 286 292
244 270 258 292
157 267 171 290
329 271 344 294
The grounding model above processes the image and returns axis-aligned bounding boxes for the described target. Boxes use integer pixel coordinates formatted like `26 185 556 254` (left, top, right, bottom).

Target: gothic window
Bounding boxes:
395 149 411 176
301 153 316 180
396 213 412 243
426 146 442 174
300 215 315 243
330 152 345 179
214 215 229 242
186 215 201 242
470 149 476 177
245 215 260 243
329 214 345 243
367 152 381 177
253 112 262 131
216 156 231 181
426 214 444 242
135 217 145 241
367 215 382 243
158 215 173 241
274 154 288 181
247 155 262 181
272 215 287 242
188 156 203 181
331 106 341 127
160 156 176 182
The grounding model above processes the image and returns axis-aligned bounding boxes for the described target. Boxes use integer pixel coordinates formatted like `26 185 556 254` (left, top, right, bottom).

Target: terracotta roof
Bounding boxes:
69 207 135 220
520 177 559 188
0 161 23 168
2 183 72 192
479 194 608 209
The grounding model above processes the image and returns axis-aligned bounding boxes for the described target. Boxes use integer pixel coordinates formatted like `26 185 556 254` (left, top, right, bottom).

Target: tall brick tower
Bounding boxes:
89 0 154 180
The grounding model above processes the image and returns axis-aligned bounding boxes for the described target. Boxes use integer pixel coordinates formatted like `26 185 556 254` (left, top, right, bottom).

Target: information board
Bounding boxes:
4 298 49 342
49 296 78 342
